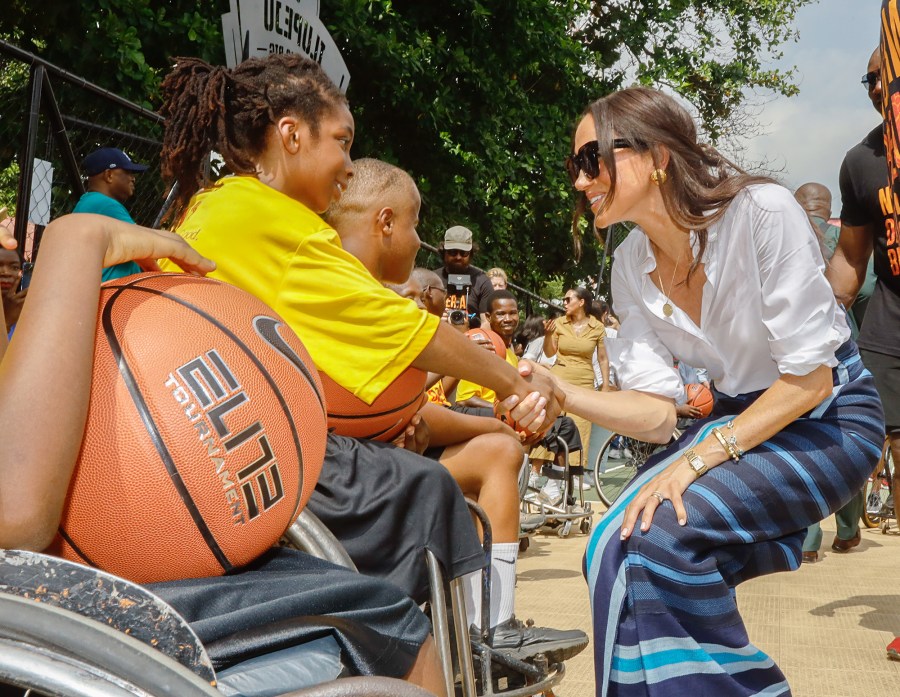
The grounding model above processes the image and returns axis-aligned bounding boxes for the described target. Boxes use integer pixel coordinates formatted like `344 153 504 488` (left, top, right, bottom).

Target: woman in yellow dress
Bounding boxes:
544 287 611 467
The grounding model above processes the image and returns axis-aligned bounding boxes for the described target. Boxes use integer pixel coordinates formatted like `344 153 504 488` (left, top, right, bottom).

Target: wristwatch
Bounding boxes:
683 448 708 478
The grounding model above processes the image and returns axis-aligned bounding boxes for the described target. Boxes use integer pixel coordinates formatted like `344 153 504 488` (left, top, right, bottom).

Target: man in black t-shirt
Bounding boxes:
434 226 494 326
878 1 900 663
828 44 900 553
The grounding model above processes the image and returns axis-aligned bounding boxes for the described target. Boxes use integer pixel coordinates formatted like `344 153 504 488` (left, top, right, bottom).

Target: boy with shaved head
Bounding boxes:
326 159 588 663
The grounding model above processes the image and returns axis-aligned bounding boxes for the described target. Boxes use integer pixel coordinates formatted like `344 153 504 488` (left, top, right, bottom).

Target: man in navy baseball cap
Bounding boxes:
81 147 149 177
74 148 150 281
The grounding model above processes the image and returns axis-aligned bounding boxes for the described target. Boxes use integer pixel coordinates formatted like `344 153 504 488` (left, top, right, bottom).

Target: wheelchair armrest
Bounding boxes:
282 510 358 571
0 548 215 684
0 591 219 696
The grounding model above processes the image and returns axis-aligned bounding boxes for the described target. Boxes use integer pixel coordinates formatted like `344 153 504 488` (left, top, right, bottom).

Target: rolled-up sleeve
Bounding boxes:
609 257 683 401
750 187 850 376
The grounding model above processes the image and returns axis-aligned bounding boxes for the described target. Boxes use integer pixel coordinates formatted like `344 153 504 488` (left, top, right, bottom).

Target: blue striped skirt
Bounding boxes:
585 342 884 696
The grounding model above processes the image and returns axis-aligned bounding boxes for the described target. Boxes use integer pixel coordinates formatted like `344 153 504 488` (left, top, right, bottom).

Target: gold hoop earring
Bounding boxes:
650 169 668 185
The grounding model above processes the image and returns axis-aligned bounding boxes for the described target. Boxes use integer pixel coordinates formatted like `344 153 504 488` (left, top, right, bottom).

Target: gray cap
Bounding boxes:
443 225 473 251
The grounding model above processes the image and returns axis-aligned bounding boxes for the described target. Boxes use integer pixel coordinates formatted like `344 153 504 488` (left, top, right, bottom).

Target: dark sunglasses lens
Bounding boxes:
863 71 879 88
566 141 600 183
577 142 601 179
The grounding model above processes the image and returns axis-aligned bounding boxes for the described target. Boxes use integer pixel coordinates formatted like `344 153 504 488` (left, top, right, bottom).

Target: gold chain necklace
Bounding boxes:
656 255 680 318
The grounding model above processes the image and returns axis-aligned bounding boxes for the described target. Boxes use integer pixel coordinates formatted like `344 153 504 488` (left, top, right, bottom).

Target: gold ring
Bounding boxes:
650 491 665 504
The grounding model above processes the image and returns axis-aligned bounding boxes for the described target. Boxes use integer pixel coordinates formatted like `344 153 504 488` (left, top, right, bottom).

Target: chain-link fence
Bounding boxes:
0 39 166 266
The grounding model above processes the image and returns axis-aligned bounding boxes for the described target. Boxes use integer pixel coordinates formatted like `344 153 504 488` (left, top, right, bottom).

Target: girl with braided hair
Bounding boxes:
156 52 571 681
159 54 349 218
508 86 885 695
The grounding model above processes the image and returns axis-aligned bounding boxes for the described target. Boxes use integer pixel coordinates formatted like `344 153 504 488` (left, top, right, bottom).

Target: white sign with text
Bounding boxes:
222 0 349 92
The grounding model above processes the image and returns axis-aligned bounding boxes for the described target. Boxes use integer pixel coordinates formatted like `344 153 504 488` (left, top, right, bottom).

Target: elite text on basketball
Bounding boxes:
164 350 285 525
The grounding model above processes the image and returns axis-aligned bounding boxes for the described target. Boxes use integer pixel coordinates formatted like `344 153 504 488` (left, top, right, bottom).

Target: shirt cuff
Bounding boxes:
769 310 850 376
606 337 683 401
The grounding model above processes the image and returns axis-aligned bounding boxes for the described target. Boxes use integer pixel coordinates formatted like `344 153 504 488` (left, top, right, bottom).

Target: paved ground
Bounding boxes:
515 508 900 697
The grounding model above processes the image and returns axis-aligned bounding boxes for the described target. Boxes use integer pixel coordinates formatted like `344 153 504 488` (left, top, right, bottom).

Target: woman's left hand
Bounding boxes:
620 456 696 540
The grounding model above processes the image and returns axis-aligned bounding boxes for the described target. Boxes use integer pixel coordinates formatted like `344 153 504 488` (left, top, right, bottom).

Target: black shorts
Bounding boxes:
860 349 900 431
539 415 583 453
149 547 431 679
449 405 494 418
306 434 483 604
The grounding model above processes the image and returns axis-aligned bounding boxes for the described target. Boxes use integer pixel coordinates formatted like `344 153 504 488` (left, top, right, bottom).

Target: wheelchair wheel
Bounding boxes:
862 440 894 529
0 594 218 697
593 433 663 507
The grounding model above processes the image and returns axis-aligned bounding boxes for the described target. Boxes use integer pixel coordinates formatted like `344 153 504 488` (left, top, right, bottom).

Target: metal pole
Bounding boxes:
152 183 180 229
14 64 43 251
425 551 456 697
40 70 84 201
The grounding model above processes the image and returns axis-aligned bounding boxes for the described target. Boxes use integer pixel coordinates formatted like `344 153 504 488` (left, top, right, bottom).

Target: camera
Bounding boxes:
445 273 472 326
448 309 468 325
447 274 472 292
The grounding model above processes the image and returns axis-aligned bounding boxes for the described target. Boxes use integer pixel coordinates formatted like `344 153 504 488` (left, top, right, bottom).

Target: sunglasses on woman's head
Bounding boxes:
565 139 634 184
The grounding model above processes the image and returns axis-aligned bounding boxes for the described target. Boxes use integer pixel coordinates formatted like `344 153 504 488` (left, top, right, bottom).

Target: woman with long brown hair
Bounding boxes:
513 86 884 695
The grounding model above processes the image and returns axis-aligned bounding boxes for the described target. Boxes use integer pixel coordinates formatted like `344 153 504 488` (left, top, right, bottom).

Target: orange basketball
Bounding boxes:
465 327 506 357
58 273 327 584
685 382 714 418
319 368 427 441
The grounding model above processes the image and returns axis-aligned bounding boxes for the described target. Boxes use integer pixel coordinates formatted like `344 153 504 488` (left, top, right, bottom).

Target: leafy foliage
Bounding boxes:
0 0 812 289
327 1 599 290
581 0 809 141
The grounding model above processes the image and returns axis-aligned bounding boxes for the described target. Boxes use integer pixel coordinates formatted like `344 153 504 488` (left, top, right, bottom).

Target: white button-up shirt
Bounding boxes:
606 183 851 400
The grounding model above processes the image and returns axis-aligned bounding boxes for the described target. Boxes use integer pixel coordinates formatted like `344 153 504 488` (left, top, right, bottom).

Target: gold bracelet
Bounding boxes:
683 448 709 478
725 420 745 458
712 427 740 463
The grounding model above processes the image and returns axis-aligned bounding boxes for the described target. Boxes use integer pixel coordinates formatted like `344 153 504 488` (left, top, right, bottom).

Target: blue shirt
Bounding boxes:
73 191 141 281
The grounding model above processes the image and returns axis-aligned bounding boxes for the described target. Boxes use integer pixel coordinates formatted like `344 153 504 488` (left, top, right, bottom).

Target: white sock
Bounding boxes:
490 542 519 627
462 570 482 629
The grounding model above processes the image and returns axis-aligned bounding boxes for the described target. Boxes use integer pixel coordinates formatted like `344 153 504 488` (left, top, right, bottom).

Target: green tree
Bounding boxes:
1 1 226 108
0 0 812 288
325 0 812 291
580 1 808 141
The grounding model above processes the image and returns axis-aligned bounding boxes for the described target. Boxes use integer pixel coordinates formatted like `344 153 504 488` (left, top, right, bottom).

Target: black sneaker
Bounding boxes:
470 617 589 663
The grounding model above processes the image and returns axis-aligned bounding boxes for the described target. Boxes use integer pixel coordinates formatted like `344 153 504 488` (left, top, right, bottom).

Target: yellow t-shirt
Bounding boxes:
455 347 518 404
160 176 439 404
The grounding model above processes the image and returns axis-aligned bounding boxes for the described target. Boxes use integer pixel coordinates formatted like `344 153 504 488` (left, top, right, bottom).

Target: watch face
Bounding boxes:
685 450 706 475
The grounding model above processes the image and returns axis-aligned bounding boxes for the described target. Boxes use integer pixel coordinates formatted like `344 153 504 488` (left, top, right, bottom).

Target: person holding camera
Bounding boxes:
434 226 494 327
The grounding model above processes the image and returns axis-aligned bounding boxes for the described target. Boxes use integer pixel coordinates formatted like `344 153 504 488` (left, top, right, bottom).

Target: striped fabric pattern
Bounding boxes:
586 343 884 696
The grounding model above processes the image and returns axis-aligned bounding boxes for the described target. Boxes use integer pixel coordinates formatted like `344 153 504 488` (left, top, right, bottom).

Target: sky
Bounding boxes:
735 0 883 214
